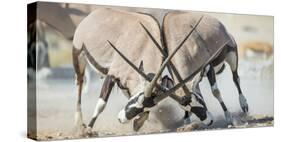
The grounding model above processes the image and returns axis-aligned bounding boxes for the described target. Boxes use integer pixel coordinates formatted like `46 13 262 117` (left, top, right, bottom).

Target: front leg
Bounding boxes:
206 64 233 125
74 75 87 136
87 75 115 132
183 111 192 124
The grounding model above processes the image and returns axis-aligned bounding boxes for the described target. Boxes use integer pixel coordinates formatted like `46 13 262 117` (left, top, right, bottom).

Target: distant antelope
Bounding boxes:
239 41 273 59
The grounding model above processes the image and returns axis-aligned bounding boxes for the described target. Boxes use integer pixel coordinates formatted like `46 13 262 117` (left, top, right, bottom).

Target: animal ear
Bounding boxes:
139 60 144 72
138 61 146 85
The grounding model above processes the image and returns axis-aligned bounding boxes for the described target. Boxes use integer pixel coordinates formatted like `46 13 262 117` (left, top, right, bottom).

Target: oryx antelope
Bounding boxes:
162 11 248 125
72 8 213 134
119 11 249 126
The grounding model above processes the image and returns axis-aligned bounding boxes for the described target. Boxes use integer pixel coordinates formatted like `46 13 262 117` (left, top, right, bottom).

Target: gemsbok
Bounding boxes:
72 8 213 134
118 11 249 127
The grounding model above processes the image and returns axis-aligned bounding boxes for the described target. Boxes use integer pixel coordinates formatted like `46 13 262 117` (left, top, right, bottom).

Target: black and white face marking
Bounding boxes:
118 92 156 123
181 93 213 126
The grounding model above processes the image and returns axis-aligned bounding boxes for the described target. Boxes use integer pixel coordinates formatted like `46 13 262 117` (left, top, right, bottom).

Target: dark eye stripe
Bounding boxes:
191 106 207 121
125 93 144 109
125 107 144 120
125 97 138 109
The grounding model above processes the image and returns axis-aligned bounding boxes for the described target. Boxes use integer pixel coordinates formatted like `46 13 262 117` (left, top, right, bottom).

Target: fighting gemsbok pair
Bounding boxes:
72 8 248 135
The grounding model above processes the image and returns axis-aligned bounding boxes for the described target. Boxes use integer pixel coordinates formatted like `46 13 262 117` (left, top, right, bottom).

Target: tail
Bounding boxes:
72 45 85 85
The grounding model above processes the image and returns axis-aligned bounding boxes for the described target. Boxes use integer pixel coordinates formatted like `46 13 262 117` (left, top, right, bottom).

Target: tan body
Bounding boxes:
164 11 236 90
163 11 248 125
72 8 163 134
73 8 162 95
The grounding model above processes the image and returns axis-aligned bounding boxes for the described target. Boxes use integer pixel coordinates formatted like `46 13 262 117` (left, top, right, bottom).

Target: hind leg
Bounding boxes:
82 65 91 96
225 50 249 113
207 64 233 125
73 47 87 134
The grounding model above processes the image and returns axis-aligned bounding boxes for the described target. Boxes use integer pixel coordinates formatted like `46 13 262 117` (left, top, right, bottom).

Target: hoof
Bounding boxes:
224 111 234 126
73 111 87 137
177 122 201 132
239 94 249 113
73 123 87 137
184 117 191 125
85 127 98 137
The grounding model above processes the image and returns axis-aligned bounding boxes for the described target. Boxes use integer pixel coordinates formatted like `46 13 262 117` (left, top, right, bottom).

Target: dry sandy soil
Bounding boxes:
29 3 274 141
33 63 273 140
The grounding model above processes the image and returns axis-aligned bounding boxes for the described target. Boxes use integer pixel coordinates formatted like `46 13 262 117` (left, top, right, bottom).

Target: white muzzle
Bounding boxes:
118 109 129 123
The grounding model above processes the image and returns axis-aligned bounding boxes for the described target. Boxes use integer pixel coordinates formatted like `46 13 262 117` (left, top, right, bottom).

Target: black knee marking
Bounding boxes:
184 111 190 119
87 75 115 128
232 71 243 94
206 65 216 86
220 102 227 111
207 65 229 112
88 117 97 128
100 75 115 101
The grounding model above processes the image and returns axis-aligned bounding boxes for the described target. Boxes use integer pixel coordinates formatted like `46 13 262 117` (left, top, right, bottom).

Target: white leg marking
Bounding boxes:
92 98 106 118
74 111 83 126
211 82 218 92
224 111 233 125
211 83 224 103
239 93 248 112
184 113 192 124
184 117 191 124
82 66 91 95
226 52 237 71
237 77 240 85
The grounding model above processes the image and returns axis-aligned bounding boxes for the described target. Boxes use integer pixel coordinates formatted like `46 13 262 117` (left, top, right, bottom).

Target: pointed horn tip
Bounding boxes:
146 14 204 97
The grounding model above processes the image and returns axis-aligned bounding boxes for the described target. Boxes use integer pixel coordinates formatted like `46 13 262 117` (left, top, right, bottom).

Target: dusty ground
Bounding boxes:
34 61 273 140
30 3 274 141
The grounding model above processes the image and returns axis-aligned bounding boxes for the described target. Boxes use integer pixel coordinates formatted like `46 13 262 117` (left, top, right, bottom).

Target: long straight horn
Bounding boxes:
144 16 203 97
140 22 191 98
107 41 150 81
139 22 165 56
161 39 231 96
107 40 169 92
